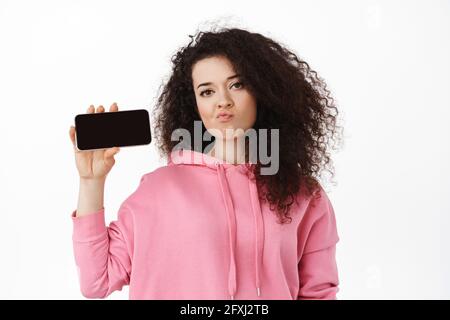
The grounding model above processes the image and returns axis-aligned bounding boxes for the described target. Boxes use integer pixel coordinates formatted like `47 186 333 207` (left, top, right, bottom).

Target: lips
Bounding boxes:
217 113 234 122
217 112 233 118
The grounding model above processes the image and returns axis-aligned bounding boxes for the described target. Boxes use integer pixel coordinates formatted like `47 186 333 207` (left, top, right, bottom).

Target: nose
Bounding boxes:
217 91 234 109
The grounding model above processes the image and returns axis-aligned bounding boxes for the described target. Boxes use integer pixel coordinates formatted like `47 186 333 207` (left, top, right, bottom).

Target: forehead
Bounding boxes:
192 56 237 83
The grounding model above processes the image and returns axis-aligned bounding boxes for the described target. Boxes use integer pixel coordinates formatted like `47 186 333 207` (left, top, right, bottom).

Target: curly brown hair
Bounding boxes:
152 26 343 224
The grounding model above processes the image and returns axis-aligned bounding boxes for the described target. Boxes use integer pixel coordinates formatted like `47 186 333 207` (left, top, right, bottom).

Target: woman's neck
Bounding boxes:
206 138 247 165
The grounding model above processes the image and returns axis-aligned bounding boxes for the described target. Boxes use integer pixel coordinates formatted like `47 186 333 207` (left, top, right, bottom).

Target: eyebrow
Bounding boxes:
196 74 240 89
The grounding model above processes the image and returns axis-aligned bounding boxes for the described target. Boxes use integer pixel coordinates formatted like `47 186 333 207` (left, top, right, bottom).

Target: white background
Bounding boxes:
0 0 449 299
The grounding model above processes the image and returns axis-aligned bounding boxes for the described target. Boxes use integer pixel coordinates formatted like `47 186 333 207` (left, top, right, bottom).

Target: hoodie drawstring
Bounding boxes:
248 172 264 298
215 161 264 300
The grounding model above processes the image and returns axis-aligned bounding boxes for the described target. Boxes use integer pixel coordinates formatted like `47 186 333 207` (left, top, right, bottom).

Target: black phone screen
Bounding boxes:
74 109 151 151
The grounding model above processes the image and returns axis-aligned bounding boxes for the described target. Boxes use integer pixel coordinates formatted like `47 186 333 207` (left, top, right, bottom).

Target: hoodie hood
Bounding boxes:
167 149 264 300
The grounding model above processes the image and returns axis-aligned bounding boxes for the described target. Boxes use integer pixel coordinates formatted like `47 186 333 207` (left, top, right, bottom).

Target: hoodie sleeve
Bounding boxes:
297 186 340 300
71 201 134 299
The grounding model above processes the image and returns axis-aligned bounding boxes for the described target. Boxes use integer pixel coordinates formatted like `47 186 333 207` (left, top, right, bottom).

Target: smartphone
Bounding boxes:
74 109 151 151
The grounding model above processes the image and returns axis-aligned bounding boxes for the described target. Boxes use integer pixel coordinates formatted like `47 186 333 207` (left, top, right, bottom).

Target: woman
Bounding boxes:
68 27 342 300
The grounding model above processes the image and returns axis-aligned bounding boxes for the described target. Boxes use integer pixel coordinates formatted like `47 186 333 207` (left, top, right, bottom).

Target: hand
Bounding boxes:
69 103 121 180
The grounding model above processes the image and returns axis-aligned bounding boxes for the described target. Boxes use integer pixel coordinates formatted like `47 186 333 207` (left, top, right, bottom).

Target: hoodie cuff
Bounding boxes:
71 208 107 242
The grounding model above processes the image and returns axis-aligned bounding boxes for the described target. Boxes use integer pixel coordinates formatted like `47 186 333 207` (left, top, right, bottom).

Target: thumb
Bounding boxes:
104 147 120 165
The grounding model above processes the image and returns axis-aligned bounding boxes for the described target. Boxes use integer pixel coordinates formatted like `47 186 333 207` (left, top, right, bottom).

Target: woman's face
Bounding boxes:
192 55 257 140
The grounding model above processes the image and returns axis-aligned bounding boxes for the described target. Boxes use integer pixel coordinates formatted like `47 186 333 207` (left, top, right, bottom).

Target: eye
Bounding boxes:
199 82 244 97
232 81 244 89
200 89 213 97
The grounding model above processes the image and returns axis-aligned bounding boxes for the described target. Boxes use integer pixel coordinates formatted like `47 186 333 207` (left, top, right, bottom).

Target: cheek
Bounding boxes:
196 102 214 125
238 95 257 126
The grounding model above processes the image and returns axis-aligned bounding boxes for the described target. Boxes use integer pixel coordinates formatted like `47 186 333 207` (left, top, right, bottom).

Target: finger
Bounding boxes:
109 102 118 112
104 147 120 166
87 105 95 113
96 105 104 113
69 126 76 145
104 147 120 158
69 126 79 152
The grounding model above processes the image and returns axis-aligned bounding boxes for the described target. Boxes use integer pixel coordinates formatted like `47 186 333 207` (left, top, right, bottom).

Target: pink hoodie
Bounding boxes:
71 149 340 300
